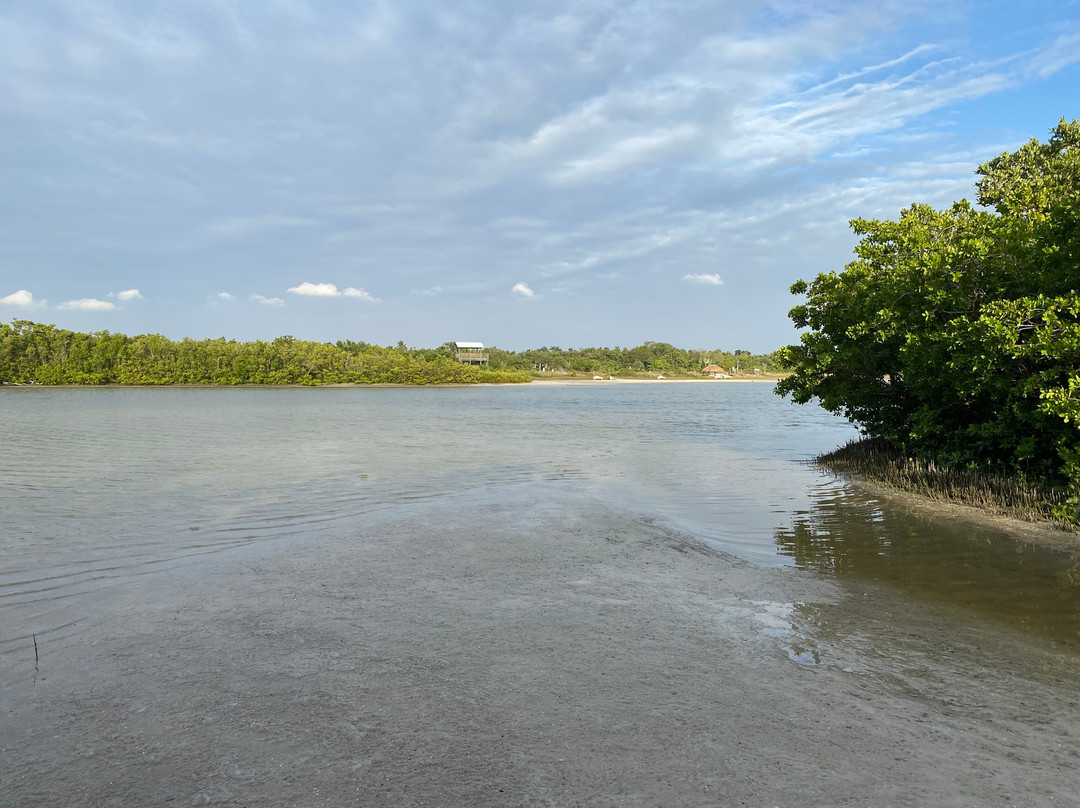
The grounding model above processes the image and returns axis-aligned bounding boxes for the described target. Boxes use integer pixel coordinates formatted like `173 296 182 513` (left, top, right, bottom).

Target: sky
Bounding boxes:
2 0 1078 352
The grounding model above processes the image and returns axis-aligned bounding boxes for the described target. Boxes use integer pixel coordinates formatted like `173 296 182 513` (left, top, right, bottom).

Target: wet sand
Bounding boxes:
845 477 1080 556
2 491 1077 807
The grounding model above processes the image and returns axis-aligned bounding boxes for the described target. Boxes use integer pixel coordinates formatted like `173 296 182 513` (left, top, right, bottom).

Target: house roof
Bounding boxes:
702 364 725 373
454 341 485 349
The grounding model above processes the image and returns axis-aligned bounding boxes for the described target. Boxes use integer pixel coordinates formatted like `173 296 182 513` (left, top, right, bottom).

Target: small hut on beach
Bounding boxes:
454 342 489 366
702 364 725 375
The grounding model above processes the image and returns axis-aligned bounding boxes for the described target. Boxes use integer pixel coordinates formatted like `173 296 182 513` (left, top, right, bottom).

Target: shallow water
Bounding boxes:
2 383 1078 671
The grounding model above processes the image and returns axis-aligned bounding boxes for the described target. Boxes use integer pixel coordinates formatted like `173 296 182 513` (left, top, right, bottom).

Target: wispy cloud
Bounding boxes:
550 124 702 185
1 2 1076 349
210 215 317 237
287 282 377 301
73 5 204 64
1024 31 1080 78
250 294 285 307
116 289 143 301
683 273 724 286
0 289 37 307
58 298 116 311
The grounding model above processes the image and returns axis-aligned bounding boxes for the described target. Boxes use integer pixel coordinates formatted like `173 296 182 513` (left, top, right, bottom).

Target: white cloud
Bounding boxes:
683 273 724 286
342 287 376 300
0 289 36 306
58 298 116 311
511 282 535 297
251 293 285 307
116 288 143 301
216 292 235 301
288 282 377 301
288 282 343 296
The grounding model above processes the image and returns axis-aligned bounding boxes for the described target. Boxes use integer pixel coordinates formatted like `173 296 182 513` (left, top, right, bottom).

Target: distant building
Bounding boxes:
702 364 731 379
454 341 489 366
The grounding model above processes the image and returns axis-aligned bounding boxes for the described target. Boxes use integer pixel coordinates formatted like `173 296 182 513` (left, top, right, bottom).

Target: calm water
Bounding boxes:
2 383 1079 671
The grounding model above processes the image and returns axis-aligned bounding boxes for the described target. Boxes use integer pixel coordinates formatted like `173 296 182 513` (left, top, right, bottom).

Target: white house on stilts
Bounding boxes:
454 342 489 366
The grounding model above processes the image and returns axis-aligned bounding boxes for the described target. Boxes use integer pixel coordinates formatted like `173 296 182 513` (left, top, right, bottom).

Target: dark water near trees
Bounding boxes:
2 383 1078 674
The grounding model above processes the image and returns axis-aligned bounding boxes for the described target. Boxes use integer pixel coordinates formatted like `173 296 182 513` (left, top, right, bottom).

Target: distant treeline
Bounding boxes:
0 321 529 385
482 343 784 376
0 320 783 385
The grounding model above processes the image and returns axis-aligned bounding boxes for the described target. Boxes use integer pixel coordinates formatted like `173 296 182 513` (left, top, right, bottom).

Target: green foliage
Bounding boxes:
778 119 1080 490
0 322 532 386
0 323 784 387
485 342 785 376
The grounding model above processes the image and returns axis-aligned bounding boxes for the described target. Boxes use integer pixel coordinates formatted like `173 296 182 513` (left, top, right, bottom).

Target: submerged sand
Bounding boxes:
2 491 1077 807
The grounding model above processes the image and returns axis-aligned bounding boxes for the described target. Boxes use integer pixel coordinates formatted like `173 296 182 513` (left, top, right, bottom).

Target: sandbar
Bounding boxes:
1 490 1076 806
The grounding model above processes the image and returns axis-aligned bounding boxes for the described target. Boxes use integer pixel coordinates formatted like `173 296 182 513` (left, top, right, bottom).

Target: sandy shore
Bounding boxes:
528 376 782 385
2 490 1077 807
0 377 783 389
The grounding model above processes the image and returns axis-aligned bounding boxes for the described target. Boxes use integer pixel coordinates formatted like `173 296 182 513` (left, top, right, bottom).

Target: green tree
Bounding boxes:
777 119 1080 488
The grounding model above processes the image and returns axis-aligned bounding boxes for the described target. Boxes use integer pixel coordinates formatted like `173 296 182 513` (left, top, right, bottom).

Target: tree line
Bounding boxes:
0 322 530 385
778 119 1080 503
0 322 781 385
482 343 783 376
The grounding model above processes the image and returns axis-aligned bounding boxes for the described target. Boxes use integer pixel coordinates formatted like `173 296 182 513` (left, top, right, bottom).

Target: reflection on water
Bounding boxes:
776 481 1080 646
744 599 823 666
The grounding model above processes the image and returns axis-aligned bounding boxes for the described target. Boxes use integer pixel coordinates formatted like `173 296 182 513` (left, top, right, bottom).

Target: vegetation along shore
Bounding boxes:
0 320 782 386
777 120 1080 530
817 438 1079 535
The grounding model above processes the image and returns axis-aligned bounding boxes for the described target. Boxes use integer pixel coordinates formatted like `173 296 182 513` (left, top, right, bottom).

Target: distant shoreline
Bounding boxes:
1 376 784 389
528 376 783 385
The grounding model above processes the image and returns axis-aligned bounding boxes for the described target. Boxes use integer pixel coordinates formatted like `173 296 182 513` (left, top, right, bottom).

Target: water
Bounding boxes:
2 383 1079 671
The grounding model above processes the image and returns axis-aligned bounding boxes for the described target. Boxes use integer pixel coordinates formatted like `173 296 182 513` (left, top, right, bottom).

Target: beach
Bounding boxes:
528 376 783 385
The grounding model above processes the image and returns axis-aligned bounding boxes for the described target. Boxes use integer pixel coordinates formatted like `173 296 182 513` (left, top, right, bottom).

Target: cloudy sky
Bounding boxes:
2 0 1078 351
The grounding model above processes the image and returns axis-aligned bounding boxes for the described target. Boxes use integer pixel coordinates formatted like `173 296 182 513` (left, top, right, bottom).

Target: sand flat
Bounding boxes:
2 489 1077 807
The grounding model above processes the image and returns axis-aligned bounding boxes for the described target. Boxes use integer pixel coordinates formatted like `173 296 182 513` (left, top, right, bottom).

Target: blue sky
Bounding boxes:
2 0 1078 351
